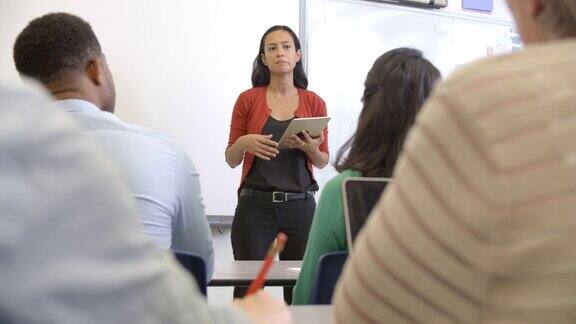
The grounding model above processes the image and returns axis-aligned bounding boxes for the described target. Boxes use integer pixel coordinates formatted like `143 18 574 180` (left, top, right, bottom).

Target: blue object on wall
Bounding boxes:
462 0 493 12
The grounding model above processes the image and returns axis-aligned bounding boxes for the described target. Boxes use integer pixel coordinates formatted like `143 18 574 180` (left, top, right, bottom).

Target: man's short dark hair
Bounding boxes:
13 12 102 84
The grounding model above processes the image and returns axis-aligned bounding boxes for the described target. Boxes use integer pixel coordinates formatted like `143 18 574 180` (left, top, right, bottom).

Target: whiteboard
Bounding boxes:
303 0 521 188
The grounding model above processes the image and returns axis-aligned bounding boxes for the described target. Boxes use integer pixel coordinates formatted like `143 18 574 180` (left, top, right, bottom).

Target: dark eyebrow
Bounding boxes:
266 41 293 46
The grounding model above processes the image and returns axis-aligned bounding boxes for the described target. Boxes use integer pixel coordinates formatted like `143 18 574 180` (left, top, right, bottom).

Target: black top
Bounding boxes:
243 117 318 192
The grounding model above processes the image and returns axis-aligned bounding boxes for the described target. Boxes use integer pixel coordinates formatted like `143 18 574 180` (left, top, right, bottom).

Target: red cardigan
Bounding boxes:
227 86 329 191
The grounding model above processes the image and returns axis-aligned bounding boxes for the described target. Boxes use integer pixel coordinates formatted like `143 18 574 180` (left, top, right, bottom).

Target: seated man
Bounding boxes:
333 0 576 323
0 82 289 323
13 13 214 277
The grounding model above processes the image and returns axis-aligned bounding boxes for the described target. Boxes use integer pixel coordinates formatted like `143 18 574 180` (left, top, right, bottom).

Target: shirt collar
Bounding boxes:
57 99 101 114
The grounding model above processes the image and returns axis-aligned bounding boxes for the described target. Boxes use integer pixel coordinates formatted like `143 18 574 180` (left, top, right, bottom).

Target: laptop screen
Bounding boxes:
342 177 391 251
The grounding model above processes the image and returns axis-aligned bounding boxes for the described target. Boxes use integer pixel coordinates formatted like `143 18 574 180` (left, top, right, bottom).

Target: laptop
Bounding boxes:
341 177 392 253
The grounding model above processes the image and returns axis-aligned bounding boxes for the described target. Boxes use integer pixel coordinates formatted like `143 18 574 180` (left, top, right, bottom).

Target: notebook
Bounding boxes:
341 177 392 253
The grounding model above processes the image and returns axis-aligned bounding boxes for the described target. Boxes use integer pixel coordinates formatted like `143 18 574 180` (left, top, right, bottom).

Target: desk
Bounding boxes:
290 305 332 324
209 260 301 287
207 215 232 228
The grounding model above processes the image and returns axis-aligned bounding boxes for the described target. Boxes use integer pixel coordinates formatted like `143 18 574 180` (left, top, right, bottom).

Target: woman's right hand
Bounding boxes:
239 134 279 161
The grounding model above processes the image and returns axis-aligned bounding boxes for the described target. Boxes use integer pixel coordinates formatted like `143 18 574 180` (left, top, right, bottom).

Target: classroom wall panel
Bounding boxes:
0 0 299 216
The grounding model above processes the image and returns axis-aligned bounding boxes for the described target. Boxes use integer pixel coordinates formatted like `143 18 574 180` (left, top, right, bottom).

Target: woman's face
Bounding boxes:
261 30 301 76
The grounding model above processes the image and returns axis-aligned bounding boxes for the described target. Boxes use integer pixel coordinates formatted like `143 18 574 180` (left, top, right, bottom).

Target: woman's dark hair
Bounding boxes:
334 48 440 177
251 25 308 89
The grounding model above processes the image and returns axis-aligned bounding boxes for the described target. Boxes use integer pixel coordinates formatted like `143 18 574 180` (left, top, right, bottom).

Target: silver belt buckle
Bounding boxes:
272 191 287 202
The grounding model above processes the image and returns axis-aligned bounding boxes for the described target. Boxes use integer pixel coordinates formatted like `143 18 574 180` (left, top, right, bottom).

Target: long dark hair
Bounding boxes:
251 25 308 89
334 48 440 177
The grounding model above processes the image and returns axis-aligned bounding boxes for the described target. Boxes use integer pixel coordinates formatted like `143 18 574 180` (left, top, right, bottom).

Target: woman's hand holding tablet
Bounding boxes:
278 117 330 149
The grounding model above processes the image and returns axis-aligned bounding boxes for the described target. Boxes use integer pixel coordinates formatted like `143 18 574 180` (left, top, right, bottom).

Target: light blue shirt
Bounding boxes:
0 84 248 323
58 99 214 278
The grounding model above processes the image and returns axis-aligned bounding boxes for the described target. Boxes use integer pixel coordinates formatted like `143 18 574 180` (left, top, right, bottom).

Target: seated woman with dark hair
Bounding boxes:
292 47 441 304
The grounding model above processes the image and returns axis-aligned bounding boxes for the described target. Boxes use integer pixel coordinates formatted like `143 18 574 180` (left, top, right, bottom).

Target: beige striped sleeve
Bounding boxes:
332 45 576 324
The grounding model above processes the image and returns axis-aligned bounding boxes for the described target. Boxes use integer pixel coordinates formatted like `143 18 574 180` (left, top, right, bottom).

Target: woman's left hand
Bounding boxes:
282 130 323 155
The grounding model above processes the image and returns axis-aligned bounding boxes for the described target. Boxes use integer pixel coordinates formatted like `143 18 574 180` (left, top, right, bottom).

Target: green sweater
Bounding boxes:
292 169 361 304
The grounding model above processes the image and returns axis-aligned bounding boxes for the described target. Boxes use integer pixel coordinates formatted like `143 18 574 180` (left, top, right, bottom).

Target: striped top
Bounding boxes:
332 39 576 324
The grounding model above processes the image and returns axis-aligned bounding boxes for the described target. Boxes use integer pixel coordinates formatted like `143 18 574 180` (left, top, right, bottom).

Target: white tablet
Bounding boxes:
278 117 330 149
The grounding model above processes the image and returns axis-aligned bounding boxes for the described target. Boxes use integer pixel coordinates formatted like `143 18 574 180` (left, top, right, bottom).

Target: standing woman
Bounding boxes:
225 25 329 302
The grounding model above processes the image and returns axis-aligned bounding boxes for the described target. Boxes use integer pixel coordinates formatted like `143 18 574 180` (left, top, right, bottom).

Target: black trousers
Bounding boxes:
231 193 316 303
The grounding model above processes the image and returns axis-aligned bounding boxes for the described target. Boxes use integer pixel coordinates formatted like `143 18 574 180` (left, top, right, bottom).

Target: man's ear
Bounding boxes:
529 0 545 19
85 57 104 86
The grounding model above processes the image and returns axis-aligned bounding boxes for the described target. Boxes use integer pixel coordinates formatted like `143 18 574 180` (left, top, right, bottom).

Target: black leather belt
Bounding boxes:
240 189 313 202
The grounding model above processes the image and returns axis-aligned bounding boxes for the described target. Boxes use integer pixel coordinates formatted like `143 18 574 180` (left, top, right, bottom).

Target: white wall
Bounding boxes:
0 0 515 217
0 0 300 217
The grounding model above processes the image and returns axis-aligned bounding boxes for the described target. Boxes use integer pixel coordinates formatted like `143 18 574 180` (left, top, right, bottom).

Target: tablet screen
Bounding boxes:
342 178 391 248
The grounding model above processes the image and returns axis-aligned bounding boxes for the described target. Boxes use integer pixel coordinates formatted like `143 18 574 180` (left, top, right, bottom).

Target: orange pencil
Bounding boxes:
246 233 288 295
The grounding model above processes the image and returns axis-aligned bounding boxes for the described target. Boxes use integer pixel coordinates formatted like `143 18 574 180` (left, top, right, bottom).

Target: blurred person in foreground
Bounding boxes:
0 83 290 323
333 0 576 323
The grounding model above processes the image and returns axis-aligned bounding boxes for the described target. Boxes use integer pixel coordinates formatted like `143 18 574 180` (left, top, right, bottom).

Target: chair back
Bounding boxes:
308 251 348 304
173 251 207 297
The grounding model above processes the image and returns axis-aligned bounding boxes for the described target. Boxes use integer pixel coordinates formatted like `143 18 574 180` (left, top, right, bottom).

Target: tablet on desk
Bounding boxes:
278 117 330 149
